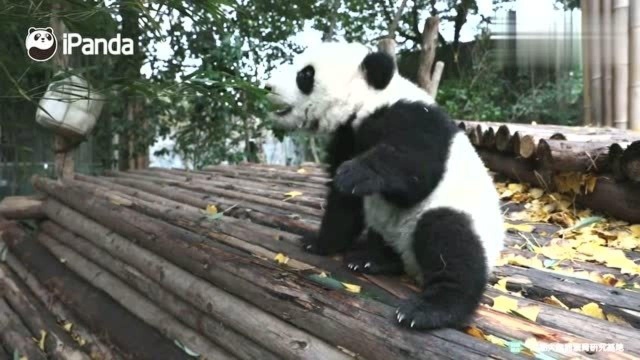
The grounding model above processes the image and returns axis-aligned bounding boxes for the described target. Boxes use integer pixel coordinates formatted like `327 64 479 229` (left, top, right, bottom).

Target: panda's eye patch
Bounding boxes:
46 34 52 40
296 65 315 95
34 34 41 40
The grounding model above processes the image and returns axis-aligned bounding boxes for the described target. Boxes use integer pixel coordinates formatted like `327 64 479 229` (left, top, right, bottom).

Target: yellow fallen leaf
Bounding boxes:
508 183 526 193
62 321 73 332
513 305 540 322
529 188 544 199
485 334 508 347
493 278 509 292
274 253 289 265
630 224 640 237
296 168 307 174
543 295 569 309
584 175 597 194
284 191 303 200
34 330 47 351
606 313 629 326
498 254 544 269
579 302 605 320
465 326 486 339
535 244 575 260
504 223 534 233
492 295 519 314
341 282 361 293
205 204 218 215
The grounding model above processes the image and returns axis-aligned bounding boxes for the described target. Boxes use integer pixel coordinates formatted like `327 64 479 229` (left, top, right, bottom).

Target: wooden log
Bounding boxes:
482 288 640 355
494 125 511 152
33 178 520 360
198 166 328 184
97 175 320 235
62 179 390 298
576 176 640 223
0 264 89 360
150 167 329 193
536 139 613 172
36 232 233 360
40 221 279 360
517 134 538 159
0 225 190 360
481 127 496 149
0 195 45 219
493 265 640 327
37 200 353 360
621 140 640 182
0 297 46 360
3 259 121 360
477 150 553 190
106 171 324 217
3 253 123 360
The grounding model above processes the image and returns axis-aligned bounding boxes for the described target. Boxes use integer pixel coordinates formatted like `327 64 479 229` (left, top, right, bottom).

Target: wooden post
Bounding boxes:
417 17 440 91
588 0 603 126
629 0 640 130
377 0 408 58
602 0 613 127
582 0 593 126
613 0 630 129
51 3 76 179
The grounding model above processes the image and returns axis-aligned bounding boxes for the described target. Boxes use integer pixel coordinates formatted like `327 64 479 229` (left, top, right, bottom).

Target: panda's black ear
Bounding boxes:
45 27 54 34
28 27 36 34
361 52 395 90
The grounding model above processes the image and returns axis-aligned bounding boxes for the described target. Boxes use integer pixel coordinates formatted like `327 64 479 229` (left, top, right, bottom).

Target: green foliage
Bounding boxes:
437 31 583 125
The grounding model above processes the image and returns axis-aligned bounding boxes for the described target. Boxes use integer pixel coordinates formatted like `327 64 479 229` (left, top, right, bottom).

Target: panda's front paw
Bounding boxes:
334 159 383 196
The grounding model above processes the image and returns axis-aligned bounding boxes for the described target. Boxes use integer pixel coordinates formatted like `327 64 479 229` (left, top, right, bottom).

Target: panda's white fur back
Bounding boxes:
363 131 504 282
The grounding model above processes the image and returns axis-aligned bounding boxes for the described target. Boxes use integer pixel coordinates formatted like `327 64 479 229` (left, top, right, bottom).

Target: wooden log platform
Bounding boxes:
1 163 639 359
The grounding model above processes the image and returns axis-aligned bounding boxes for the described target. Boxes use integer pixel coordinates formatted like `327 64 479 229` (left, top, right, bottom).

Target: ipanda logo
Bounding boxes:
26 27 57 62
26 27 133 61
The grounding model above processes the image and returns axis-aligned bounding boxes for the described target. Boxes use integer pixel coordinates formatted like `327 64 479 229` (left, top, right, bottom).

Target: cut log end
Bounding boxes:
519 135 537 159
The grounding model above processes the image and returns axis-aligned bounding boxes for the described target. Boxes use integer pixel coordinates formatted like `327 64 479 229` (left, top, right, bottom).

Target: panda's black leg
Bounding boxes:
303 187 364 255
345 230 404 275
395 208 488 330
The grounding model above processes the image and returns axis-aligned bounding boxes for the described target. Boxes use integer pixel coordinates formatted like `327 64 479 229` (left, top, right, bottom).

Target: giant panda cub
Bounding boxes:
265 42 505 330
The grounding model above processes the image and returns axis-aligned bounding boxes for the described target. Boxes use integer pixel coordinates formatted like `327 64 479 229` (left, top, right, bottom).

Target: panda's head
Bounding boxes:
26 27 57 62
265 42 433 133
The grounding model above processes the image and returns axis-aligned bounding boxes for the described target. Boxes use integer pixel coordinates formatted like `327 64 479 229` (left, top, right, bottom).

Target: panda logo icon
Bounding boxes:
26 27 57 62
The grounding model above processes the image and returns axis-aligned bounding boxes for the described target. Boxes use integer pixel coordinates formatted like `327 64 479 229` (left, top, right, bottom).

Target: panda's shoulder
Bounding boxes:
357 101 459 142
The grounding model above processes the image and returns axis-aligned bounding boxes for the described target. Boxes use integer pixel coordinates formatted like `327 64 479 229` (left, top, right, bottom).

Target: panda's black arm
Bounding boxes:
333 141 445 207
303 187 364 254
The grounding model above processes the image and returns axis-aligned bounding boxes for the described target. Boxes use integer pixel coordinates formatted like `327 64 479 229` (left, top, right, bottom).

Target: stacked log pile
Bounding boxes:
457 120 640 223
1 164 640 359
